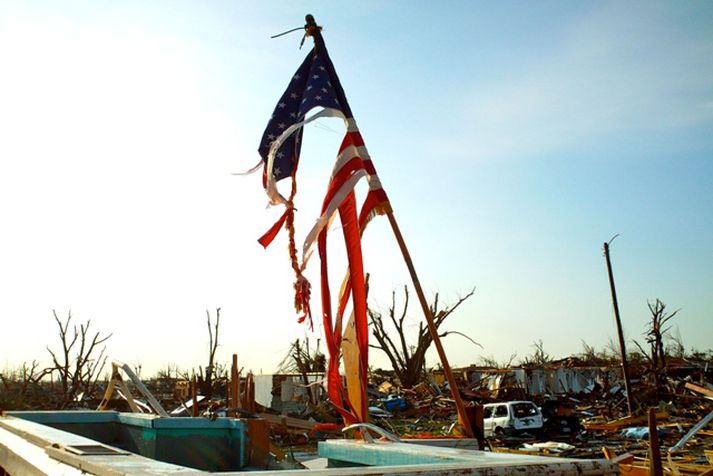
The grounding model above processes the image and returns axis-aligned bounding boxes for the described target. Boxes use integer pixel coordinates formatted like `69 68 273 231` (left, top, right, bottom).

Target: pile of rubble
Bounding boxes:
105 355 712 473
238 357 711 469
363 358 713 474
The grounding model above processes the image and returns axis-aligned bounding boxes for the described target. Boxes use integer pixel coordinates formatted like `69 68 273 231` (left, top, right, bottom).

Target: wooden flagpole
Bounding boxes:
385 211 474 438
303 14 472 436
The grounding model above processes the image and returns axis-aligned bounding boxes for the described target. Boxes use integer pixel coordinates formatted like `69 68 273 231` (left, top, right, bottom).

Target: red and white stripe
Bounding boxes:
302 119 387 264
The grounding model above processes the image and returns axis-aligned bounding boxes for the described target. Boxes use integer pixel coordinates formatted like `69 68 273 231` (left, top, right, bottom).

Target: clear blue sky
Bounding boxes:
1 1 711 376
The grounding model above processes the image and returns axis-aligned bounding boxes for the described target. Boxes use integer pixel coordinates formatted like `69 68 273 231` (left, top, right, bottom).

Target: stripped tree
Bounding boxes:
520 339 552 367
278 337 326 375
46 310 111 408
368 286 477 388
0 360 49 410
278 337 326 406
633 299 679 397
198 307 222 400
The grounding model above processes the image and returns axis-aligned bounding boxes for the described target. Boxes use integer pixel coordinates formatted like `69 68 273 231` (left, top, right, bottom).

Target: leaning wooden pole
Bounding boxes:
301 14 471 434
603 240 634 415
230 353 240 409
386 211 474 437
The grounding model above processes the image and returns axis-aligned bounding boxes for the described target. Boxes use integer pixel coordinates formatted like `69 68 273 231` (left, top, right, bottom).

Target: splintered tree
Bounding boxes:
633 299 679 397
520 339 552 367
368 286 477 388
278 337 326 375
278 337 326 406
46 310 111 408
0 360 49 410
197 307 223 400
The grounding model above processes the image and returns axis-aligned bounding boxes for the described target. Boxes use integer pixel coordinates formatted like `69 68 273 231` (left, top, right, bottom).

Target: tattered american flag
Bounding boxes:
253 27 390 425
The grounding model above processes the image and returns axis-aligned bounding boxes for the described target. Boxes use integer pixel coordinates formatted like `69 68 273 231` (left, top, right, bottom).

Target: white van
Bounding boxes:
482 401 543 437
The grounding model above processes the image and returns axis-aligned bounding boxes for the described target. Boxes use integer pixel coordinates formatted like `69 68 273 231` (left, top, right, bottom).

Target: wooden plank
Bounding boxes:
257 413 315 431
246 419 271 467
669 409 713 452
191 375 198 417
342 312 365 422
618 463 649 476
116 374 141 414
648 408 663 476
242 372 255 413
612 453 635 465
584 411 669 431
116 362 169 417
685 382 713 398
230 354 240 409
96 366 120 411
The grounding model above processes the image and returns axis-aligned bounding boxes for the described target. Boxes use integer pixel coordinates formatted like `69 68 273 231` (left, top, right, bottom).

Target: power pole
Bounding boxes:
603 238 634 415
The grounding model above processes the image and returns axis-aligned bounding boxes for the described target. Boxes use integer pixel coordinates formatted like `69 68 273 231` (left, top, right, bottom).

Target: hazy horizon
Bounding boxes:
1 1 711 377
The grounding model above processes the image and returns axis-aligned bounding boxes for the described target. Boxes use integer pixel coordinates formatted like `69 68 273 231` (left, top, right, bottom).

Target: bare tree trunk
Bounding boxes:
46 310 111 408
368 287 477 388
203 308 221 400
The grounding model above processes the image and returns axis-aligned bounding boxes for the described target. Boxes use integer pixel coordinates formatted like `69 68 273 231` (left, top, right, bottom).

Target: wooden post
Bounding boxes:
231 354 240 409
243 372 256 413
603 240 634 416
465 403 485 450
474 405 485 450
191 375 198 417
386 212 473 437
648 408 663 476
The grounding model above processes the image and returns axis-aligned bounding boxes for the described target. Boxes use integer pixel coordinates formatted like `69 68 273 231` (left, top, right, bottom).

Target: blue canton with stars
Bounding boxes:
258 51 342 182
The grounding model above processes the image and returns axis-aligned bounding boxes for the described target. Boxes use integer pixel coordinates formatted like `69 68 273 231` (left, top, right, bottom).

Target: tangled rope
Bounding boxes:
284 174 313 328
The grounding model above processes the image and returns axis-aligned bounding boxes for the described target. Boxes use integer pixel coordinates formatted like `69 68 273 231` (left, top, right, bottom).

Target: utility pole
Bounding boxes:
603 238 634 415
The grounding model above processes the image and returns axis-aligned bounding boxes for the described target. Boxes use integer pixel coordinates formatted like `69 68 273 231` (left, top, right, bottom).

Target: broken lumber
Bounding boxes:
584 411 669 431
685 382 713 399
648 408 663 476
668 409 713 453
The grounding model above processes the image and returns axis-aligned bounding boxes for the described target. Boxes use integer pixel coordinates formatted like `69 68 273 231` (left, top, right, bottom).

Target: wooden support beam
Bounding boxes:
191 375 198 417
231 354 240 409
96 366 120 411
648 408 663 476
684 382 713 399
116 362 168 417
386 211 473 438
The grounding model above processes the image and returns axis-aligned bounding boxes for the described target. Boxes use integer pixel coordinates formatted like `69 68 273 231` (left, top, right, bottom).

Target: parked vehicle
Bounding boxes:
483 401 543 437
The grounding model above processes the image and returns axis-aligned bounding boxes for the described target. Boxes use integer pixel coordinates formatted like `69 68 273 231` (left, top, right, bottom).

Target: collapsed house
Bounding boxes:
254 373 324 414
452 364 623 401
